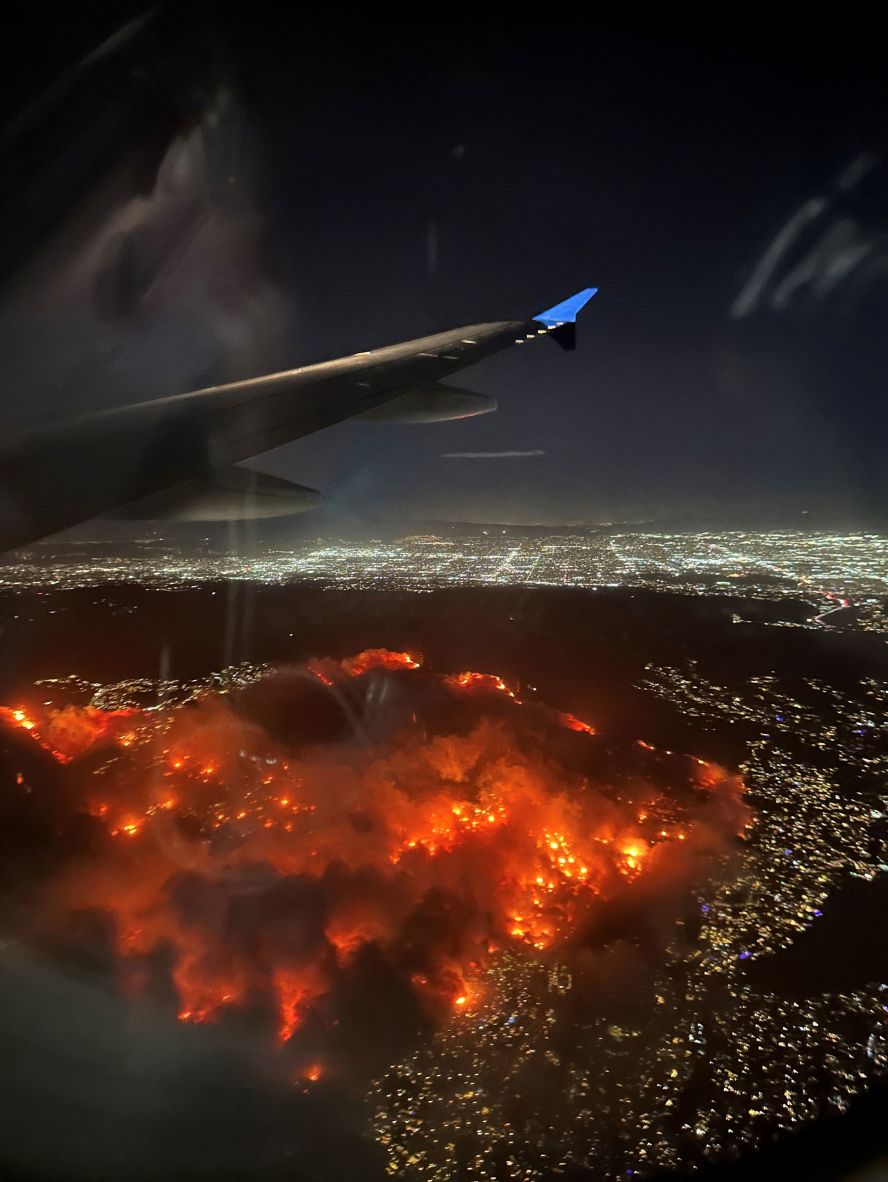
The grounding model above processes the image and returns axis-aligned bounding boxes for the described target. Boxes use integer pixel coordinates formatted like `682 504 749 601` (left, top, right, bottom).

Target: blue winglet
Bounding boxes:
533 287 598 326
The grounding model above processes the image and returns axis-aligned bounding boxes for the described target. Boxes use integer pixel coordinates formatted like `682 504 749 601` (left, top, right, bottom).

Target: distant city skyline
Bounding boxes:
5 529 888 638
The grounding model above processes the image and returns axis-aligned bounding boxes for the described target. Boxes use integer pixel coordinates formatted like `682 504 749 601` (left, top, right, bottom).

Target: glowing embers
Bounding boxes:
112 816 143 839
289 1061 326 1089
508 830 592 950
390 794 657 952
392 798 509 863
451 982 482 1014
509 827 647 950
98 743 313 846
174 968 245 1027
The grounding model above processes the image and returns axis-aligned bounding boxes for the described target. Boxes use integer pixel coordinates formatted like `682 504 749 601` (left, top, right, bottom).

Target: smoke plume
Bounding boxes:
0 650 749 1090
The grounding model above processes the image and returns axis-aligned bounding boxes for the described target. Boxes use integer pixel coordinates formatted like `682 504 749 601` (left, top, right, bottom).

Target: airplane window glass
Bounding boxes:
0 8 886 1181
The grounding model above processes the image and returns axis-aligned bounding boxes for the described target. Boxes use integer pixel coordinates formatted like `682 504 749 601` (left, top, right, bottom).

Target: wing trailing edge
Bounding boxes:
357 382 496 423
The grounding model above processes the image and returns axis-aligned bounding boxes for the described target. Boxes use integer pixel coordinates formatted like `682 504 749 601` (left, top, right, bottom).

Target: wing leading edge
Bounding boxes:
0 287 597 550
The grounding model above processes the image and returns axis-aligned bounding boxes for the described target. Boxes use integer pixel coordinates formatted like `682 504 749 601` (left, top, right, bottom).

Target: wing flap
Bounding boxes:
111 468 324 522
357 382 496 423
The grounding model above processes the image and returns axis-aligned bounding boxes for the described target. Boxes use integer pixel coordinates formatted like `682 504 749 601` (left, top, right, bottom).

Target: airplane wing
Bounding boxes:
0 287 597 550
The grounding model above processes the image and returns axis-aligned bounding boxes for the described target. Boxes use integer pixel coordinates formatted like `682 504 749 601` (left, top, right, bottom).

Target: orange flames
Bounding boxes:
558 711 596 735
339 649 420 676
442 674 595 735
3 651 748 1054
444 670 518 699
0 702 138 763
308 649 420 685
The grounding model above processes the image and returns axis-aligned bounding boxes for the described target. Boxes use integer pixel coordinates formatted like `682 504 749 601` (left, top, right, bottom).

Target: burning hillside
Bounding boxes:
0 650 749 1081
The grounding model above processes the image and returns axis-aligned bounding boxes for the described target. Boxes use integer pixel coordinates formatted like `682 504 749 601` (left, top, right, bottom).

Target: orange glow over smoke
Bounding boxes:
339 649 420 676
1 651 747 1047
0 703 139 763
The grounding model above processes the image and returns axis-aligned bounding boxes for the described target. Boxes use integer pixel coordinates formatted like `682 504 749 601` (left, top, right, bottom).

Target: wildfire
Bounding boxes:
2 707 35 732
339 649 420 676
0 702 138 763
620 839 648 873
444 670 519 699
558 712 596 735
4 650 749 1053
272 967 327 1044
0 705 67 762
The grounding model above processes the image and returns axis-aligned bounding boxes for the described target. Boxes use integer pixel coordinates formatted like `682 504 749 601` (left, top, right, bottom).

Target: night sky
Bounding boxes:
2 7 888 528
